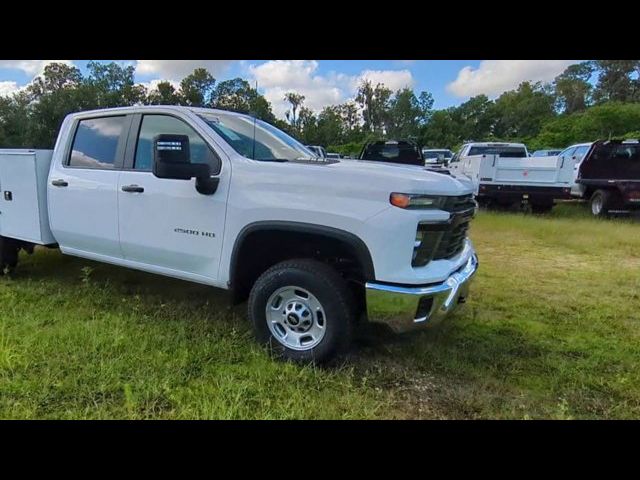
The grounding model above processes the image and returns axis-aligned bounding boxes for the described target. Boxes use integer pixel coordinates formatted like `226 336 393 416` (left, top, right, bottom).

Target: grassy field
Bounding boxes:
1 202 638 419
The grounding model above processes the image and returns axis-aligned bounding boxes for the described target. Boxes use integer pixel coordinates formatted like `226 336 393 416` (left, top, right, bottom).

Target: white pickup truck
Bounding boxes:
449 142 574 213
0 106 478 363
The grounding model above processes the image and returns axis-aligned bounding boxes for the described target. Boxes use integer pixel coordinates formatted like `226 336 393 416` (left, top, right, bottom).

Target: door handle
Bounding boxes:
51 179 68 187
121 185 144 193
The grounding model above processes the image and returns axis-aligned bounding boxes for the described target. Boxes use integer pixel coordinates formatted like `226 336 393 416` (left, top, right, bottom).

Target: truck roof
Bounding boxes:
463 142 526 148
65 105 252 119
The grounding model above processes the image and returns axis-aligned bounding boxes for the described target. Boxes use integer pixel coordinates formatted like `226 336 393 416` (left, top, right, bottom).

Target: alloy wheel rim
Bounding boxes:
592 196 603 215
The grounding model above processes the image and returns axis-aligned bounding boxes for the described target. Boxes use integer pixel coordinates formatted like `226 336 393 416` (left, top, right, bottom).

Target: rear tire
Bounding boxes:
530 203 553 214
248 259 355 364
0 236 20 274
590 189 618 218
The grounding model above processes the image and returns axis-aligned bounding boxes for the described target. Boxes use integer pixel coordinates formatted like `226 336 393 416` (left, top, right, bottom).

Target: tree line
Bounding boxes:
1 60 640 155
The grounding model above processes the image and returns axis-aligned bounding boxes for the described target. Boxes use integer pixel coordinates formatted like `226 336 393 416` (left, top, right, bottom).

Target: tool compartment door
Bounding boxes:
0 150 55 244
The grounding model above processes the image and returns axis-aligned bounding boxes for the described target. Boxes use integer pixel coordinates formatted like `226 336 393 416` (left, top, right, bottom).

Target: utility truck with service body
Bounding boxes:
449 142 574 213
0 106 478 362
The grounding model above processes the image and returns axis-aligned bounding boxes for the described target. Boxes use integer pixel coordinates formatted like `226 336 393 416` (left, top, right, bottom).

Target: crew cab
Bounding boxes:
449 142 574 213
576 139 640 217
0 106 478 363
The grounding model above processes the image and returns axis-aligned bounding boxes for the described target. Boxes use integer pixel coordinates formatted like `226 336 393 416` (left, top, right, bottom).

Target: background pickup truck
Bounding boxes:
0 106 478 363
449 142 574 213
576 139 640 217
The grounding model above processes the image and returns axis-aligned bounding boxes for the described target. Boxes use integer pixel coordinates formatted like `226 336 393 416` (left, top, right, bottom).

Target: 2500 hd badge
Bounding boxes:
174 227 215 238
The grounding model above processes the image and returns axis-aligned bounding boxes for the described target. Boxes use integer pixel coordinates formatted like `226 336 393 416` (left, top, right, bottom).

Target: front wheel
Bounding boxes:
248 259 355 364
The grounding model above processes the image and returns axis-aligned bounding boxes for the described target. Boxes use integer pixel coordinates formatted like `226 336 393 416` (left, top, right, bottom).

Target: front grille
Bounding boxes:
412 195 475 267
441 194 476 213
432 219 471 259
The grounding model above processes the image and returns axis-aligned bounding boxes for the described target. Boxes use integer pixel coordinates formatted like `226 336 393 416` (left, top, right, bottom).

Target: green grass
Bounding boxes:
1 202 639 419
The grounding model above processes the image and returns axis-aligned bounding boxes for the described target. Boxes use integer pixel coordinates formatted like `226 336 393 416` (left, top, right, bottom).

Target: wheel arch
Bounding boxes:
228 221 375 298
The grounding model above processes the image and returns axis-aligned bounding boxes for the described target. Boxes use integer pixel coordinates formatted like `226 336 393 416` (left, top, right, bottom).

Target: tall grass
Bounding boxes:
0 202 638 419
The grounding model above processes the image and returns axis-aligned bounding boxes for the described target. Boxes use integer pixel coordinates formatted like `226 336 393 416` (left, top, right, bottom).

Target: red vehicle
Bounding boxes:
577 139 640 217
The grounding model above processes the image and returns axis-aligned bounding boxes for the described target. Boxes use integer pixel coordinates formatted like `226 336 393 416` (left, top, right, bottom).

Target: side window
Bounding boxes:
574 146 589 160
69 116 126 169
134 115 221 174
559 147 576 159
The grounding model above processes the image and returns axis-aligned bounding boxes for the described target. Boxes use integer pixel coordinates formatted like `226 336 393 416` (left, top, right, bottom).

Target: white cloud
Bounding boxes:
0 60 73 77
139 78 181 92
351 69 414 92
0 60 75 96
447 60 578 98
0 81 19 96
248 60 415 119
136 60 235 81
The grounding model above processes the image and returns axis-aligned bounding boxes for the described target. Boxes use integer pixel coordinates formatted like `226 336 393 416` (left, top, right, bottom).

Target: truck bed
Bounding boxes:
455 154 574 194
0 149 56 245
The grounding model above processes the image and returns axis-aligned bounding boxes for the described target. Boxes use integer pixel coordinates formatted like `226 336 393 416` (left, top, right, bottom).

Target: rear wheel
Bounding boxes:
530 203 554 214
0 236 20 274
248 259 355 364
590 189 618 217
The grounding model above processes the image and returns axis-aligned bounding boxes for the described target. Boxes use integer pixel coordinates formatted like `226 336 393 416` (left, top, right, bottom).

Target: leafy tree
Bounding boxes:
179 68 216 107
313 105 345 146
337 101 360 134
212 78 276 122
532 102 640 148
592 60 640 104
554 61 594 114
284 92 306 131
355 80 392 134
455 94 497 141
492 81 556 139
26 63 89 147
421 108 462 149
146 81 181 105
84 61 146 108
386 88 432 139
0 92 32 147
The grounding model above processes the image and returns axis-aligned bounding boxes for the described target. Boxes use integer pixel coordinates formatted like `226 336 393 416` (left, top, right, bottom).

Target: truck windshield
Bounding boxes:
468 146 528 157
424 150 451 159
361 141 423 166
197 112 318 162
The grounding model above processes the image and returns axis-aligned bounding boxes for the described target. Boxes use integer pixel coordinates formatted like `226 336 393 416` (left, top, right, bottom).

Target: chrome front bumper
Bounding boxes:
365 254 479 333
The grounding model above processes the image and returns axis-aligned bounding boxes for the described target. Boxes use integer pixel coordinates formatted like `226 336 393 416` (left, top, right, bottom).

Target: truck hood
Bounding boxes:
326 159 475 196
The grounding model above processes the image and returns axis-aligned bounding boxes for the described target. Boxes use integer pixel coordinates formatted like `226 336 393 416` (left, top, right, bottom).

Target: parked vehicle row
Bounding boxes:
0 106 479 363
307 138 640 218
448 142 573 213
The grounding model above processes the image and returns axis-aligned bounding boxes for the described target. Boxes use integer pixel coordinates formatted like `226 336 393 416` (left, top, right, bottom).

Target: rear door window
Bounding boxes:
69 116 126 169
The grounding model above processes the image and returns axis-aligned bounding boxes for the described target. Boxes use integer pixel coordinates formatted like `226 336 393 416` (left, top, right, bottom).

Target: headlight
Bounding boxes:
390 193 448 209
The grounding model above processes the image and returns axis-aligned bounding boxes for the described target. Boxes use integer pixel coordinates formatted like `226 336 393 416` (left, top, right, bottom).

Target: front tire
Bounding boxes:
248 259 355 364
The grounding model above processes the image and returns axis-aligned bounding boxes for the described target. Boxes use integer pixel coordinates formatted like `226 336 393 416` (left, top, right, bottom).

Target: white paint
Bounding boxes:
3 105 477 289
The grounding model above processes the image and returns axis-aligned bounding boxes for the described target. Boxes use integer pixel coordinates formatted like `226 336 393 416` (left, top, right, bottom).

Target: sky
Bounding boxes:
0 60 579 118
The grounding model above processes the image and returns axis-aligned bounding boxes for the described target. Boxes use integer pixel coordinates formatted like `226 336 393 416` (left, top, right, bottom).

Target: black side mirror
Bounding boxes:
153 134 218 195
